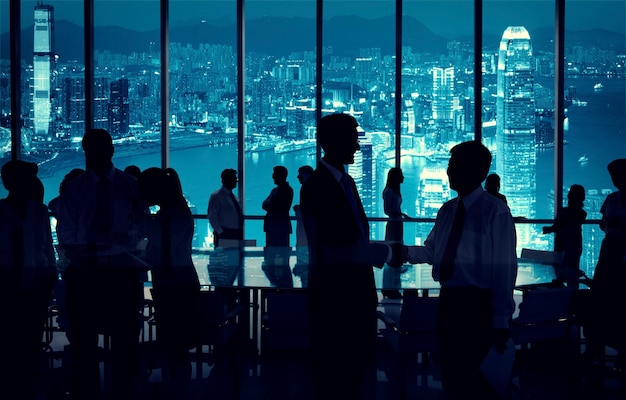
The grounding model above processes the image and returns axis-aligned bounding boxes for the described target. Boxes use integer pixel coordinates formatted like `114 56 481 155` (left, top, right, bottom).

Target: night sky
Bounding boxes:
2 0 625 38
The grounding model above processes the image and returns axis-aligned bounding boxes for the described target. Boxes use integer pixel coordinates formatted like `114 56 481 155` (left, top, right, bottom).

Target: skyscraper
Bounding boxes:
432 66 455 122
32 2 55 146
109 78 130 138
415 167 451 245
496 26 537 245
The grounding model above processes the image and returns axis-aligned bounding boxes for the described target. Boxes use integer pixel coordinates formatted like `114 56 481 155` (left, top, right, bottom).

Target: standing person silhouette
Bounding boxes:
542 184 587 285
262 165 294 265
0 160 56 400
588 159 626 368
207 168 243 248
485 173 507 205
56 128 145 399
382 167 410 299
293 165 314 285
137 167 200 399
300 113 391 400
401 141 517 399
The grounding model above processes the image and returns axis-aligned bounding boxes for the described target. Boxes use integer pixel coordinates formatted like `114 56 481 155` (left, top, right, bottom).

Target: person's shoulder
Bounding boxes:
480 191 512 213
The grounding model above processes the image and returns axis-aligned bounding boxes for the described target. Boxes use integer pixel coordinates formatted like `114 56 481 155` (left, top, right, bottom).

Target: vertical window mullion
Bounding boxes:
161 0 170 168
554 0 565 213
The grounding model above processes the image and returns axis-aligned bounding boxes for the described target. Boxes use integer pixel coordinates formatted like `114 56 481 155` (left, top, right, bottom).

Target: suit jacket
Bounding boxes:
262 181 294 239
300 162 387 311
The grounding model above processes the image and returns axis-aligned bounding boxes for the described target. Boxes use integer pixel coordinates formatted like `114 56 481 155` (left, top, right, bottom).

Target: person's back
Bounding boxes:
55 128 144 399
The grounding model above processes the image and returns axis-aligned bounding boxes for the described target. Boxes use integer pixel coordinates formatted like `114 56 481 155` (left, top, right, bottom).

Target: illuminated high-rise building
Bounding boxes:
432 67 454 121
348 130 377 240
415 167 450 245
496 26 536 245
32 2 55 145
109 78 130 138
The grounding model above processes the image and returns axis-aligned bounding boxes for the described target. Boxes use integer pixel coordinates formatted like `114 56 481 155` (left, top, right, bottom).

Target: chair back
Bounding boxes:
398 296 439 333
520 248 565 265
512 286 576 345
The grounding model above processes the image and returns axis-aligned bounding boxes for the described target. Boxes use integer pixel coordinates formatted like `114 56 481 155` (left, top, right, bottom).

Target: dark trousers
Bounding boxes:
437 286 499 400
64 258 143 399
309 298 377 400
0 285 52 400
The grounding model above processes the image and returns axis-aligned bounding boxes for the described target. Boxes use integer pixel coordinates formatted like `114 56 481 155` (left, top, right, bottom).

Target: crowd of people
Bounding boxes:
0 118 624 399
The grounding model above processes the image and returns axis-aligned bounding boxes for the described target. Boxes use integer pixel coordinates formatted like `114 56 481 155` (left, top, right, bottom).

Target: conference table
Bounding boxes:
192 247 558 290
188 247 559 351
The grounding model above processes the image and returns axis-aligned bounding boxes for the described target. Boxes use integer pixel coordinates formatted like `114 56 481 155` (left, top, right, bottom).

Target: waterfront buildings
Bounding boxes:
496 26 537 246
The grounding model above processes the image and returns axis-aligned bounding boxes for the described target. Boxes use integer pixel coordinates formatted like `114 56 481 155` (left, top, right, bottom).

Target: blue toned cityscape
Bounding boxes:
1 1 625 280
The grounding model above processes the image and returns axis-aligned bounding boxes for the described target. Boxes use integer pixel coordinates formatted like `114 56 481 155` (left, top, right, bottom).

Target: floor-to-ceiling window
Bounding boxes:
244 0 316 246
404 0 475 247
0 0 11 197
323 0 396 242
563 0 626 276
1 0 624 276
168 0 238 249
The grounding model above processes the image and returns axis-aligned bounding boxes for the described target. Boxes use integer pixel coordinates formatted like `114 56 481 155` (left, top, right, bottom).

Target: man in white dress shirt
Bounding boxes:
207 168 243 248
403 140 517 399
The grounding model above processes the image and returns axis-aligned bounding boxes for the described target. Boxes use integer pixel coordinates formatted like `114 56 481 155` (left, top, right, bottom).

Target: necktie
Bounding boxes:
439 200 465 283
91 177 112 244
340 173 367 240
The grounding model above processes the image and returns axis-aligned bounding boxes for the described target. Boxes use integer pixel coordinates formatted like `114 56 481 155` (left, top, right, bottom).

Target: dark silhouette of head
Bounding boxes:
297 165 314 185
447 141 492 197
1 160 40 202
137 167 184 208
317 113 360 169
124 165 141 179
607 159 626 192
567 184 585 208
272 165 288 185
82 128 114 176
484 173 501 194
221 168 238 191
385 167 404 192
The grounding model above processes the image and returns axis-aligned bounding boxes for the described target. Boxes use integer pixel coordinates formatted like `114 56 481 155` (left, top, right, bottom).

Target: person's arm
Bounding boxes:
207 193 224 234
405 222 436 264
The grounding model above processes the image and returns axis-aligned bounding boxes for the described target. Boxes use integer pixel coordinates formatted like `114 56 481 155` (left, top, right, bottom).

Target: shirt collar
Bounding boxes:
87 165 115 183
320 158 344 184
459 186 484 210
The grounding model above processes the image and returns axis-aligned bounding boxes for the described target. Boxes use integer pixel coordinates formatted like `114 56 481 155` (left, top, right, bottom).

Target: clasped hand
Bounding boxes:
387 242 409 268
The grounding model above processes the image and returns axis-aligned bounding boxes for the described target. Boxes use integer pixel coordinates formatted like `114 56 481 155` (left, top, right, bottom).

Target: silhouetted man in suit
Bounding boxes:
300 113 390 400
402 141 517 399
262 165 294 248
57 128 145 399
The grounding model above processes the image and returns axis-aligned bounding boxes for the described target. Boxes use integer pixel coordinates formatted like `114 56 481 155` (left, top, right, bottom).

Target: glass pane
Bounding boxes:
484 0 554 253
404 0 475 246
14 1 86 207
244 0 316 247
564 0 626 277
169 0 237 249
0 0 10 199
323 0 396 242
93 0 160 178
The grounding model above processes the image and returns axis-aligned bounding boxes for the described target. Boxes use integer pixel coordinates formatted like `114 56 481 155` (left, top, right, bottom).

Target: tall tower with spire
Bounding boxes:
496 26 536 246
32 2 56 147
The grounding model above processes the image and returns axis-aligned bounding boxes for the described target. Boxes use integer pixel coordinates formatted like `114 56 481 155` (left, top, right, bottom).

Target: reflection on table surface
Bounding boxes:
192 247 557 290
